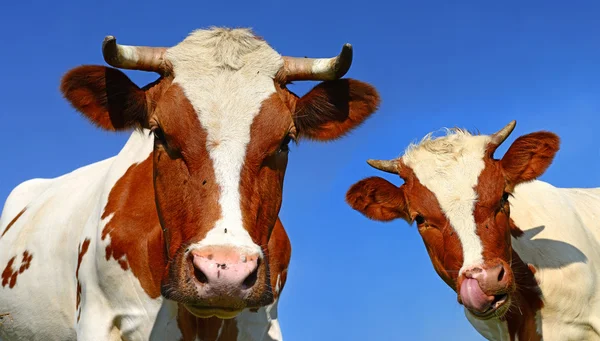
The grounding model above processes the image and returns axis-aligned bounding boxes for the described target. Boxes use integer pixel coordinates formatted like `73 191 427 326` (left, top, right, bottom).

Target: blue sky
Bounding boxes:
2 1 600 340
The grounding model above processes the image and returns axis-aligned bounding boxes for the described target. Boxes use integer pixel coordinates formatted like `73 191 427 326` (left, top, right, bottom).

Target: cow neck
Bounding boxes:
101 131 166 298
501 221 544 341
177 304 241 341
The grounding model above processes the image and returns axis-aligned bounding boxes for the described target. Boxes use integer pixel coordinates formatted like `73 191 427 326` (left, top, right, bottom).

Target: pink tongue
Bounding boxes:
460 278 494 313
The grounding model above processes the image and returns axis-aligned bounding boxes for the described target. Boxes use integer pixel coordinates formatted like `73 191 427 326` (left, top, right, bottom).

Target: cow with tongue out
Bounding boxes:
346 121 600 340
460 264 511 318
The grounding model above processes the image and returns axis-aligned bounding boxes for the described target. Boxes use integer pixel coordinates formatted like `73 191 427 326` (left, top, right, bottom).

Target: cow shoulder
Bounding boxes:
0 178 52 238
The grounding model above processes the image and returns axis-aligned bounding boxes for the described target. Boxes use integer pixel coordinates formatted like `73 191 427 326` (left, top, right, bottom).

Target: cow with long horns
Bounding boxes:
0 27 380 340
346 121 600 340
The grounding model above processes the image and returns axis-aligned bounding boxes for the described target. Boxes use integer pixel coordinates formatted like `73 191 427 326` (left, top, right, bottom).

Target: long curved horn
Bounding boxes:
281 43 353 82
367 159 399 174
102 36 169 74
490 120 517 148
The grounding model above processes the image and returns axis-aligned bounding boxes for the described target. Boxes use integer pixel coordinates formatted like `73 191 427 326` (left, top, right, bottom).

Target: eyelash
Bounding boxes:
278 135 291 153
152 127 167 144
501 192 511 205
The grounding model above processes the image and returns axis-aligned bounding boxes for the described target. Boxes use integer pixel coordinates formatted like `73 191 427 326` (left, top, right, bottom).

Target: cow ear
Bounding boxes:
268 218 291 300
60 65 149 131
346 176 409 222
500 132 560 188
293 79 380 141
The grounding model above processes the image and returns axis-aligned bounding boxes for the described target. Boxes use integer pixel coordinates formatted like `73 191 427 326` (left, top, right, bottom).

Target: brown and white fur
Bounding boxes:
0 27 380 340
347 122 600 340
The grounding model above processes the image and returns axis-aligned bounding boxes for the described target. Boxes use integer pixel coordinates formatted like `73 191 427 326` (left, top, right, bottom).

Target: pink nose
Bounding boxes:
459 262 511 314
191 246 260 292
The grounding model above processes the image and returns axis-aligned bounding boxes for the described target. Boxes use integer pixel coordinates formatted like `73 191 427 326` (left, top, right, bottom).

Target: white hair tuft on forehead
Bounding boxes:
166 27 284 256
403 127 492 275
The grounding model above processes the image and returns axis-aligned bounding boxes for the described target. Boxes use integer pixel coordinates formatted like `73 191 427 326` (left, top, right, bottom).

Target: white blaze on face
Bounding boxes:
402 129 491 274
166 28 284 257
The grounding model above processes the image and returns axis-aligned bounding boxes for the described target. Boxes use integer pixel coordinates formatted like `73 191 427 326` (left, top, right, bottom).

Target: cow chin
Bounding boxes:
183 304 244 319
464 294 512 320
160 247 274 312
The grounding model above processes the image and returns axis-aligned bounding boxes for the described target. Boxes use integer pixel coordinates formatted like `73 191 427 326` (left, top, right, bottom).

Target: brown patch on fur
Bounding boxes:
1 251 33 289
528 264 537 276
509 218 524 238
401 166 464 290
468 157 515 288
101 153 165 299
268 218 292 298
240 92 294 255
152 84 221 260
1 208 26 238
293 79 380 141
1 257 16 288
76 238 91 322
470 134 558 339
213 92 295 308
504 250 543 341
150 84 227 302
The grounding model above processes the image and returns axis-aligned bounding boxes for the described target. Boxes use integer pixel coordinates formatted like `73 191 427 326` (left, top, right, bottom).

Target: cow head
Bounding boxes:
61 28 380 318
346 121 559 319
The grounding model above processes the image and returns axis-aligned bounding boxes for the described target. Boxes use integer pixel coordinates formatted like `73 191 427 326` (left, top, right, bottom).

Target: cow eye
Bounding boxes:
152 127 167 145
499 192 511 213
414 215 425 225
278 135 292 154
501 192 510 205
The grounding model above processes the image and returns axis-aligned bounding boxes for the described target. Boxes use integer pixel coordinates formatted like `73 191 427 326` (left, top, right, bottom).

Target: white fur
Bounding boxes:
236 298 283 341
274 274 282 296
402 129 491 274
0 152 117 340
166 28 284 257
508 181 600 340
465 308 510 341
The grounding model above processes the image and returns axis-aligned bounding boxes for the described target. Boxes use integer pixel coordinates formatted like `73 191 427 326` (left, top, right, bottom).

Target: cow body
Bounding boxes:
1 27 379 340
0 130 290 341
468 180 600 340
346 122 600 340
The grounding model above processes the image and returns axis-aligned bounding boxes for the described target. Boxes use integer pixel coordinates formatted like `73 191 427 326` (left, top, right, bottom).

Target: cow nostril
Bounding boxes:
194 266 209 284
497 266 505 282
242 258 260 290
